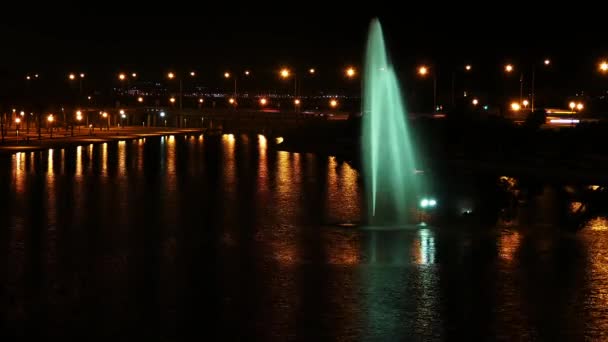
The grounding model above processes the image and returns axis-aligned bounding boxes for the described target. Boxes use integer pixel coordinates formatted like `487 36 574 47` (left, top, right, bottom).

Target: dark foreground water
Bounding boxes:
1 134 608 340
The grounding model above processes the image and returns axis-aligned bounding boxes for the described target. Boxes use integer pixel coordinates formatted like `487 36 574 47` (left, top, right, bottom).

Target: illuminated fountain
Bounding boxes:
362 19 425 225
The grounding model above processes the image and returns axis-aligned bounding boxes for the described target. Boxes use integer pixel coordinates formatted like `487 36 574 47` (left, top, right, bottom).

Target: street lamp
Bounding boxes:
120 109 126 127
309 68 315 74
472 98 479 106
68 72 85 93
530 59 552 111
47 114 54 138
451 64 473 106
279 68 298 98
294 98 301 111
346 67 356 78
15 117 20 137
330 99 338 108
600 61 608 73
576 103 584 111
418 65 437 112
138 97 144 103
166 72 185 109
511 102 521 111
223 71 237 99
505 64 514 73
522 99 529 108
259 98 267 106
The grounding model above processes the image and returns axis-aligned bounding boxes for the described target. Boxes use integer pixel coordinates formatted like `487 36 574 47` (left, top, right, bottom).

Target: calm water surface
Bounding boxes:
1 134 608 340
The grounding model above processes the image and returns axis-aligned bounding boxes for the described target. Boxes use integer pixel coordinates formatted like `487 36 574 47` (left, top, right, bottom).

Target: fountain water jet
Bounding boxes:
362 18 422 226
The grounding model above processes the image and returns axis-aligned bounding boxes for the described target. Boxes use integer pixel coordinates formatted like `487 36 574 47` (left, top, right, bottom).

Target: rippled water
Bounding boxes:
1 134 608 340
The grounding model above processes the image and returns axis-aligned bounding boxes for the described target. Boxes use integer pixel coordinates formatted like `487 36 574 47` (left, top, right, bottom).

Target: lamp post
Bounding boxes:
47 114 54 138
531 59 551 112
120 109 126 128
451 64 472 106
15 117 20 137
224 72 237 100
76 110 82 133
418 65 437 112
68 72 85 94
280 68 297 98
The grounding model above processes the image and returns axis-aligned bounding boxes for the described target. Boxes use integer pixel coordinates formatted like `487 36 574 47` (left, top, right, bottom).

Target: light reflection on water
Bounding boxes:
2 134 608 340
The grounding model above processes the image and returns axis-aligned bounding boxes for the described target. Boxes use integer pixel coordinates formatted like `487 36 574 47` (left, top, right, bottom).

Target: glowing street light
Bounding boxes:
294 99 301 105
118 73 126 80
577 103 584 111
418 65 437 111
346 67 356 78
600 61 608 73
505 64 514 73
68 73 76 80
167 72 175 79
131 73 137 78
330 99 338 108
465 64 472 71
544 59 551 65
47 115 54 138
244 70 250 76
137 97 144 103
169 97 176 104
224 72 230 78
280 68 290 78
199 98 204 103
309 68 315 74
569 101 576 111
511 102 521 111
101 112 108 118
15 117 21 124
229 98 235 105
522 99 529 108
259 98 267 106
472 98 479 106
190 71 196 77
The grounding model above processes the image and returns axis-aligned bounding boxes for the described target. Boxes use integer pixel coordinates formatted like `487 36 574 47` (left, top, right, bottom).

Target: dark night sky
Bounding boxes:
1 8 607 104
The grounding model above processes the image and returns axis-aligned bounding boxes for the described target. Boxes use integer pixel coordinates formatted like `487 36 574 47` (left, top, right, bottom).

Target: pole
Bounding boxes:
433 73 437 112
531 67 536 112
519 72 524 104
451 71 455 106
179 79 183 110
